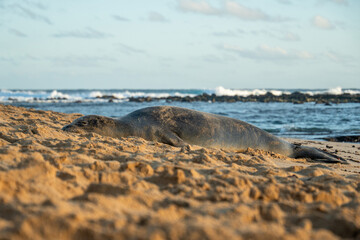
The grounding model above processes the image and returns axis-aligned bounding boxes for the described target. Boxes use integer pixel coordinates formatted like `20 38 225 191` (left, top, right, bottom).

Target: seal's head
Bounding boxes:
62 115 117 137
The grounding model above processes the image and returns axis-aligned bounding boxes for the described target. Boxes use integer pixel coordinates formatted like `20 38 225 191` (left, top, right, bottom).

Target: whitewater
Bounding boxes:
1 86 360 103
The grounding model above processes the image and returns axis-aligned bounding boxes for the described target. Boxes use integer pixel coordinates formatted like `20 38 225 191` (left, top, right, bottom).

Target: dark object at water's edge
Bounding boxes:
323 135 360 143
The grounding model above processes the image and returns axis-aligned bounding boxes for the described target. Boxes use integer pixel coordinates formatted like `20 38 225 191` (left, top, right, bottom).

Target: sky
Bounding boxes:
0 0 359 89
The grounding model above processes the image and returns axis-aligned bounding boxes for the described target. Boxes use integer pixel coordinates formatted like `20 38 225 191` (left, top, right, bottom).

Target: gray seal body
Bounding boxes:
62 106 346 164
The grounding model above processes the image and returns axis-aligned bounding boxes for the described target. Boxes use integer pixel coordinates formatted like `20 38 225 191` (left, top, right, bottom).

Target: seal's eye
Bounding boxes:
77 121 88 126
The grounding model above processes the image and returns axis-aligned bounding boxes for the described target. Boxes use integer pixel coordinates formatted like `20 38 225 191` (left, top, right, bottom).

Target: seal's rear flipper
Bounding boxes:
292 145 348 164
309 158 347 164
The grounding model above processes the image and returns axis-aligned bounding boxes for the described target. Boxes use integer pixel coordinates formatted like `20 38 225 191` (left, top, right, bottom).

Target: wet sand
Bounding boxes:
0 104 359 239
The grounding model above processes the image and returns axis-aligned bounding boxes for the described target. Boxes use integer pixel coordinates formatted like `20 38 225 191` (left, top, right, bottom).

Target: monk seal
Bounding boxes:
62 106 346 164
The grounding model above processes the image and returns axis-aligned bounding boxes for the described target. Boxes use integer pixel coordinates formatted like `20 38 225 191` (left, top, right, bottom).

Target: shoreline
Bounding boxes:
0 104 359 239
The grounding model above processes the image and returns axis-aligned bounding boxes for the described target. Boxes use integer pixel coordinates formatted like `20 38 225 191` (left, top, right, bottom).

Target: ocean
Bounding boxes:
1 87 359 140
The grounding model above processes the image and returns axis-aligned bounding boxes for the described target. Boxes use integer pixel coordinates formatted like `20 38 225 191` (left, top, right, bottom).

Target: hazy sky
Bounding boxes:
1 0 359 89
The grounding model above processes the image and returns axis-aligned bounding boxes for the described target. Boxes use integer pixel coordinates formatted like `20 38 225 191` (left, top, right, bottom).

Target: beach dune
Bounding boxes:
0 104 359 239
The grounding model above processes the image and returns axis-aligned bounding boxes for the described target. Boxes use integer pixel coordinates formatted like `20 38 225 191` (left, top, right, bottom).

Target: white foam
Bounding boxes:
90 91 196 99
48 90 84 101
326 87 343 95
215 86 261 97
0 89 47 95
215 86 286 97
270 90 291 96
306 87 360 96
174 92 196 97
89 91 103 98
49 90 70 99
344 89 360 94
324 87 360 95
214 86 359 97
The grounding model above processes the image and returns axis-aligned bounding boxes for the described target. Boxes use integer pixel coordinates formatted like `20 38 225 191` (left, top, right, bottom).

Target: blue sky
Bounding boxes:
0 0 359 89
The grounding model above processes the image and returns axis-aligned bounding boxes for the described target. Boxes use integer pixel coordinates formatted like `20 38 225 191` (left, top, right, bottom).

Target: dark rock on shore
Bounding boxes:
46 97 68 100
323 135 360 143
129 97 153 102
124 93 360 104
96 95 119 100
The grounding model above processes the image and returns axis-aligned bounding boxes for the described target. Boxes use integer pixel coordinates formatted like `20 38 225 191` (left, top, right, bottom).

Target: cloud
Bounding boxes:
215 28 300 41
0 1 51 24
0 55 41 65
322 51 354 64
14 5 51 24
0 56 15 63
212 30 238 37
8 28 27 37
53 28 111 39
226 1 290 22
117 43 147 55
48 55 117 67
225 1 267 21
222 44 313 61
281 32 300 41
21 0 47 10
177 0 289 22
178 0 219 15
312 16 335 30
113 15 130 21
148 12 168 22
202 54 225 63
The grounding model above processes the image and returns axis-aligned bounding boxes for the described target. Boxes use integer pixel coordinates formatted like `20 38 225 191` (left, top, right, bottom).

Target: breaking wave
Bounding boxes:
213 86 360 97
214 86 289 97
1 87 359 103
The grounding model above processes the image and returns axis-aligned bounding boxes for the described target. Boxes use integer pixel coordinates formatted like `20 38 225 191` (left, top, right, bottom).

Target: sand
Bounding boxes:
0 104 359 240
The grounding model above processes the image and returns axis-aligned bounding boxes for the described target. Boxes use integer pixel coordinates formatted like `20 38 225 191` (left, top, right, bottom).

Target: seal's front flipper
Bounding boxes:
157 130 186 147
292 145 348 164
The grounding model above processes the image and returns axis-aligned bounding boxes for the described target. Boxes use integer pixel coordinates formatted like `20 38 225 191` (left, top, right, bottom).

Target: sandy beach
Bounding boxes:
0 104 359 240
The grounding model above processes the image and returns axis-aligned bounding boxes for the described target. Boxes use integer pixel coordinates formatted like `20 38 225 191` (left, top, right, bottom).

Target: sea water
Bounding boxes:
1 87 359 140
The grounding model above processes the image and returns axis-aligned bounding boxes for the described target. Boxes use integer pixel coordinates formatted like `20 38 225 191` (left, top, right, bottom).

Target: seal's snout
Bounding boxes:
62 125 70 131
62 124 82 133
